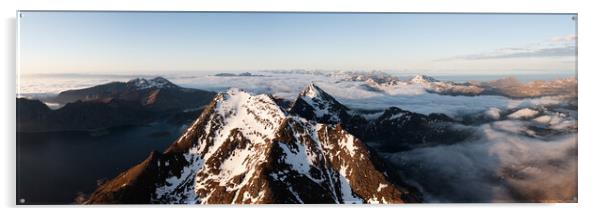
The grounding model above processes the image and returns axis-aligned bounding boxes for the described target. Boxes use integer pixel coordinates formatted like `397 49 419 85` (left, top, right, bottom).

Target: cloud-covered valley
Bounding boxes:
381 114 577 202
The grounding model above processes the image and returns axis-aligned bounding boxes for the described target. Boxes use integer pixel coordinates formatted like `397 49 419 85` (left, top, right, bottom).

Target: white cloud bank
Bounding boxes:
439 34 576 61
382 117 577 202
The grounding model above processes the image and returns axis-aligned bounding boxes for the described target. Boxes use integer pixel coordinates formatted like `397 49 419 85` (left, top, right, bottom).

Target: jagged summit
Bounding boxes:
291 83 350 124
300 82 323 98
409 75 439 84
86 87 418 204
127 77 178 89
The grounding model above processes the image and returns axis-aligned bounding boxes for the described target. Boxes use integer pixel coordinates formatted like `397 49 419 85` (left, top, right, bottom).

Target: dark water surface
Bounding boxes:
16 123 185 204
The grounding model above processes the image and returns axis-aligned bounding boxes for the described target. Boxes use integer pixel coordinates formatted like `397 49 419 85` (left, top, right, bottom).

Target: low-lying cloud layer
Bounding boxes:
170 72 571 118
380 109 577 202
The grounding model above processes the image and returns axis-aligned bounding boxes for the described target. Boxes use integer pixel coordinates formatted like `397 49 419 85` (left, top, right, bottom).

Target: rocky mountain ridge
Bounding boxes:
17 77 215 132
85 87 423 204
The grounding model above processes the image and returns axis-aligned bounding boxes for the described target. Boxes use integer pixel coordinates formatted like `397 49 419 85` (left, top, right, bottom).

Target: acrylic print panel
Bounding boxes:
16 11 577 204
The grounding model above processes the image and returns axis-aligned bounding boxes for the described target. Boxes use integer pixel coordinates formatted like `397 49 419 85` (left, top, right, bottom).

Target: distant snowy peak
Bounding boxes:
406 75 485 96
336 71 401 85
409 75 440 84
52 76 215 112
127 77 179 90
291 83 350 124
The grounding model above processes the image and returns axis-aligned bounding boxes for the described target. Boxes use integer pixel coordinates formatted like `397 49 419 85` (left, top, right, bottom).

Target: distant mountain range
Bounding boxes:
348 73 577 99
409 74 577 99
259 70 577 99
213 72 265 77
17 77 215 132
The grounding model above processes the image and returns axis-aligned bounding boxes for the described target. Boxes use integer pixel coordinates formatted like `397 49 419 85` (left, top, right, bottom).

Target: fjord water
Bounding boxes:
17 123 185 204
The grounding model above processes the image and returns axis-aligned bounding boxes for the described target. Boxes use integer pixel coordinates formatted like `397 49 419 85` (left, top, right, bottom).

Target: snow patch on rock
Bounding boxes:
508 108 539 119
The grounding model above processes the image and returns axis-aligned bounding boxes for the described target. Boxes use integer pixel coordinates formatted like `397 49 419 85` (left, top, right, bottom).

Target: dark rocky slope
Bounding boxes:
17 77 216 132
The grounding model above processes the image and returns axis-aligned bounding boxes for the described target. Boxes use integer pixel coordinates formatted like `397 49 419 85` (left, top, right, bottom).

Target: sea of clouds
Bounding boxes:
168 72 569 118
381 115 577 202
18 71 570 118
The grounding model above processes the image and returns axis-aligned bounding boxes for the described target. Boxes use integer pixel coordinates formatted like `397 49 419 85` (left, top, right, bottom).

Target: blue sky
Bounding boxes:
18 12 577 75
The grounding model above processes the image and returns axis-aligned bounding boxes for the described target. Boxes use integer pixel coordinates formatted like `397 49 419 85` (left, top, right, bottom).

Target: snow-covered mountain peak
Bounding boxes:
409 75 439 84
404 75 485 96
300 82 324 98
152 88 288 203
127 77 178 90
86 87 417 204
292 83 350 124
204 88 286 144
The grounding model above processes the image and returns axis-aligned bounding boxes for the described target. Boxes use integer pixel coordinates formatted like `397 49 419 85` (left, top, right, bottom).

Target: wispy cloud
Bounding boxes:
439 34 577 61
458 46 576 60
552 34 577 43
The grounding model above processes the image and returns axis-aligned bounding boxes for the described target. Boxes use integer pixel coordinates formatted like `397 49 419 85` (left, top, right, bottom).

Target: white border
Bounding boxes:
2 0 601 215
